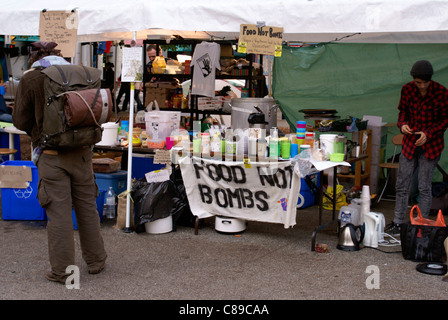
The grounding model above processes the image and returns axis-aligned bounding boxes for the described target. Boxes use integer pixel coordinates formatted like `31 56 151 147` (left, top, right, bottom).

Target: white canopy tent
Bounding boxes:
2 0 448 230
1 0 448 43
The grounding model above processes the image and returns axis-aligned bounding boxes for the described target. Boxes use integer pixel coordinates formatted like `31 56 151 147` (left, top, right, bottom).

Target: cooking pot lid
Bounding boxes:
416 263 447 276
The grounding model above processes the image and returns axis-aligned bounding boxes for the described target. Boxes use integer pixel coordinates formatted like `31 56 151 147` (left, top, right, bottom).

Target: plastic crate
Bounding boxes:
131 155 165 180
95 170 128 195
1 160 45 220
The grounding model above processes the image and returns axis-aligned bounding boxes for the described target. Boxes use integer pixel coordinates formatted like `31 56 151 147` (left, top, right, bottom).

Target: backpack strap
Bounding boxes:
81 66 94 85
53 65 94 91
53 65 69 91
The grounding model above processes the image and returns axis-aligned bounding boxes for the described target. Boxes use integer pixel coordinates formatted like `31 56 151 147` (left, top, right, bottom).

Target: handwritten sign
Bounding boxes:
121 47 143 82
153 149 172 165
179 156 299 228
39 10 78 58
0 165 32 189
238 24 283 57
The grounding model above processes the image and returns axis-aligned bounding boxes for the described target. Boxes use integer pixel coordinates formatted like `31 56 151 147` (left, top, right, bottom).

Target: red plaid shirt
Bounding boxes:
397 80 448 160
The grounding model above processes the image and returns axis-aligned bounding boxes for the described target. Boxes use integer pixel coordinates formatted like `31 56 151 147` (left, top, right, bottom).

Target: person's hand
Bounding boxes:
401 124 413 135
414 131 427 146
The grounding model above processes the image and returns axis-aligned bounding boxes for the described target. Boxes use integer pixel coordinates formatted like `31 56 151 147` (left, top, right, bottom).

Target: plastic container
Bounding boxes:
299 144 311 158
303 132 315 149
215 216 246 234
330 153 345 162
94 170 127 195
201 132 210 155
338 205 362 227
121 120 129 131
145 216 173 234
297 172 320 209
319 133 338 157
97 122 119 146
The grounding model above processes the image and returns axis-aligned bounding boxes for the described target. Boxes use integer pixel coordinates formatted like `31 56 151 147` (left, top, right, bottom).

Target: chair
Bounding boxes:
376 134 403 204
0 148 17 163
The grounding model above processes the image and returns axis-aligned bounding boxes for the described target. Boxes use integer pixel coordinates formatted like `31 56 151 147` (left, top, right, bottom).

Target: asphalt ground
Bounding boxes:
1 195 447 318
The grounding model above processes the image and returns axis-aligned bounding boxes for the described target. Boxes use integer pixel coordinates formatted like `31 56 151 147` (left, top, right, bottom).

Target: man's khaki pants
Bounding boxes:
37 147 107 281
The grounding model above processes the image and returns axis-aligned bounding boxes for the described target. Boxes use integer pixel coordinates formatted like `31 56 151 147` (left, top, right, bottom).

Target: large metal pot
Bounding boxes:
229 98 278 132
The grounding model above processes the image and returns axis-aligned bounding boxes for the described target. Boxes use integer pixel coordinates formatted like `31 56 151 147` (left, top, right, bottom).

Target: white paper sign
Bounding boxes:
121 47 143 82
179 157 300 228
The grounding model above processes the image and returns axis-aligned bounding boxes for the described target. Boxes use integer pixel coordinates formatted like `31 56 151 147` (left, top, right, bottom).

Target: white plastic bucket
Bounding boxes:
144 216 173 234
319 134 338 157
215 216 246 233
97 122 118 146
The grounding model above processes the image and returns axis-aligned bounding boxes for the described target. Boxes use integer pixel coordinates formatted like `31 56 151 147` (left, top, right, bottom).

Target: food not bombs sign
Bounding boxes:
179 156 299 227
238 24 283 57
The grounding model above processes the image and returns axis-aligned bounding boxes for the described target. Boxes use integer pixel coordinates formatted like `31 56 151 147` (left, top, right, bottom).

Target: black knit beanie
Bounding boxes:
410 60 433 81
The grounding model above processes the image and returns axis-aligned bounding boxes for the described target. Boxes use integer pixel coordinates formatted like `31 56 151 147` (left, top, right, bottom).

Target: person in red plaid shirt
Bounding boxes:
385 60 448 235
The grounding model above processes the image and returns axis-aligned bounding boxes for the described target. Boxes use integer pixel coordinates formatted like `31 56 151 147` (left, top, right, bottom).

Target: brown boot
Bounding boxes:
45 269 67 284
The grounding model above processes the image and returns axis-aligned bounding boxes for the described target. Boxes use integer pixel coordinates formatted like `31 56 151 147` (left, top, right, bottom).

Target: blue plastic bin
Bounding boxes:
1 160 45 220
297 172 320 209
95 170 127 195
131 156 165 180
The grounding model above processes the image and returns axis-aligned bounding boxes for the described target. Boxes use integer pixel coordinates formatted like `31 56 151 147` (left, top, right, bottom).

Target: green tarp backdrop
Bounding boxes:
272 43 448 182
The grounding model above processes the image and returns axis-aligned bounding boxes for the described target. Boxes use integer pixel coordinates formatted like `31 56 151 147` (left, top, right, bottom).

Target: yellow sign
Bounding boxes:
238 24 283 56
39 10 78 58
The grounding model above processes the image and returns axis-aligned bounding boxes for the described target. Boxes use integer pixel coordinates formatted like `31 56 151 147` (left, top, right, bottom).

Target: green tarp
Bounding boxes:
272 43 448 181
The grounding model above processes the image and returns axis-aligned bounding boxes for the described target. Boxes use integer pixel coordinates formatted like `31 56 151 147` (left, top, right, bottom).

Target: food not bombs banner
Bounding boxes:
179 156 299 228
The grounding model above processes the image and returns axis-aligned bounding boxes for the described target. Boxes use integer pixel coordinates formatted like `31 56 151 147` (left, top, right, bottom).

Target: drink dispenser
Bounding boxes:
248 106 268 129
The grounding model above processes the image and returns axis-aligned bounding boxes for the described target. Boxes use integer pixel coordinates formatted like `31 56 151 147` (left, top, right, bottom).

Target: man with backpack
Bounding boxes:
13 41 107 284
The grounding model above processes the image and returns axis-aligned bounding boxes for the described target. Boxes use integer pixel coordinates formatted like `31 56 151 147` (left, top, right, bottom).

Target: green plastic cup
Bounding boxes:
281 140 291 159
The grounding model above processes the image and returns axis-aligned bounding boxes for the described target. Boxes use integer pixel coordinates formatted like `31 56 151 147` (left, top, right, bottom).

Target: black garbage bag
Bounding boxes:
131 178 187 233
169 165 202 229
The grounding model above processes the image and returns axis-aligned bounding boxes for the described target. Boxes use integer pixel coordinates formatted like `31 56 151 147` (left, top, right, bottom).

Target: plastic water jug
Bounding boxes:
338 205 362 227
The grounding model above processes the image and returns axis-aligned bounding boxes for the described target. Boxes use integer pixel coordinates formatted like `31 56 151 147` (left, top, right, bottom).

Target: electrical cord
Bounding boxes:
362 232 402 253
378 232 401 247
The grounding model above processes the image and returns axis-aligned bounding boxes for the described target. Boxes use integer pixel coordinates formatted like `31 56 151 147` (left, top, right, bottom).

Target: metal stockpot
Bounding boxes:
229 98 279 132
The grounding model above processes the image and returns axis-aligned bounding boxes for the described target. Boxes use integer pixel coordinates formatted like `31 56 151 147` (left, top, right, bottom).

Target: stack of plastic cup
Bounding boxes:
360 185 371 215
297 121 306 146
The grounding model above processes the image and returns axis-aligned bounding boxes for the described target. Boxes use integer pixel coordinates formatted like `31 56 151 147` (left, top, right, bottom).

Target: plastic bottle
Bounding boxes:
104 187 116 219
269 127 279 159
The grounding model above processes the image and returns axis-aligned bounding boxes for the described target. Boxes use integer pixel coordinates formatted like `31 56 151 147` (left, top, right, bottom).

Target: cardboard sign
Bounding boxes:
0 165 32 189
153 149 172 165
39 10 78 58
238 24 283 56
179 156 299 228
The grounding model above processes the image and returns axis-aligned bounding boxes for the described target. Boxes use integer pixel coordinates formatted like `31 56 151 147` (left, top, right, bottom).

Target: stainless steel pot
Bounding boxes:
229 98 278 132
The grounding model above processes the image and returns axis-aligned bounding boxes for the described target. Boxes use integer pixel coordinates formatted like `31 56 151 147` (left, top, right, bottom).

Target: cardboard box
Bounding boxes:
144 82 178 108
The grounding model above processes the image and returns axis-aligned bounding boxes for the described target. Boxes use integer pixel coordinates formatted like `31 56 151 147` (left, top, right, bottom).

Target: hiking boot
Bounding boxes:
385 221 401 236
88 265 105 275
45 269 67 285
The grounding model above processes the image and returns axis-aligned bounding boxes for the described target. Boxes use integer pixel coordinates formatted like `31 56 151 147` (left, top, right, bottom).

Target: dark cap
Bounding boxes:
410 60 434 79
29 41 62 65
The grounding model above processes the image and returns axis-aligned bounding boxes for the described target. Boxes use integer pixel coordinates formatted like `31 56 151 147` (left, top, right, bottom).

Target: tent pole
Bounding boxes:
123 32 137 233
